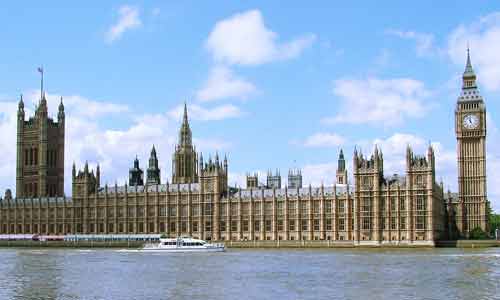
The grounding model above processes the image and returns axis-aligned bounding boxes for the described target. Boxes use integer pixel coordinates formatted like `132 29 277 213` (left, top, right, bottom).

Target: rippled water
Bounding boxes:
0 248 499 300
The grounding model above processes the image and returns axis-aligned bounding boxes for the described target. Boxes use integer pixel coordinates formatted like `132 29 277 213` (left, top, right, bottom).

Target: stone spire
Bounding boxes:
337 149 345 172
129 156 144 186
58 96 65 121
172 103 198 184
147 145 161 185
179 102 192 146
462 47 477 89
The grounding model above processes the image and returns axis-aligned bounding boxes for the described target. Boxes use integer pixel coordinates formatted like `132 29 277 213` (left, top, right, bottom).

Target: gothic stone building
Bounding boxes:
0 53 490 242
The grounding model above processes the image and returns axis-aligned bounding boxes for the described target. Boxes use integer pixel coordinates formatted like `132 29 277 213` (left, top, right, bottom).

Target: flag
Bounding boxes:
37 67 43 74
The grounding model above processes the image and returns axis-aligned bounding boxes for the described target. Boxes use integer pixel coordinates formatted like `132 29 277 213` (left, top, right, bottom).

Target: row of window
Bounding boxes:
1 218 427 235
23 148 58 167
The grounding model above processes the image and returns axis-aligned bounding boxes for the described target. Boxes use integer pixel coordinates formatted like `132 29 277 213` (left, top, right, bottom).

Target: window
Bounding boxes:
265 220 272 231
338 200 345 213
191 205 199 216
119 223 125 233
243 220 249 232
400 198 405 211
400 217 406 230
169 206 176 217
313 202 320 214
205 221 211 232
220 221 226 232
254 220 260 232
301 219 308 231
277 202 284 216
277 220 283 231
313 219 320 231
325 219 332 231
181 222 187 232
416 216 425 230
254 203 261 215
416 195 425 211
325 201 332 214
128 207 135 217
204 204 212 215
169 222 176 232
362 218 370 230
159 206 166 217
381 218 386 230
390 197 397 211
191 222 197 232
391 217 396 230
339 219 345 231
231 220 238 232
289 220 295 231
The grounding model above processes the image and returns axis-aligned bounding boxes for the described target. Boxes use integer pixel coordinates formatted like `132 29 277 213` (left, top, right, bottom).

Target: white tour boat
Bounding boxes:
142 236 225 252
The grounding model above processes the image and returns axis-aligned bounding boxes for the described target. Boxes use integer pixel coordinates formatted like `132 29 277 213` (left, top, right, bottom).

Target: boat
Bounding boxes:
141 236 225 252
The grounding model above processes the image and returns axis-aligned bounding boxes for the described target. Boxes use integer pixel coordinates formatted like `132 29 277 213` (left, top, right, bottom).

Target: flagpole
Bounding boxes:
40 66 44 100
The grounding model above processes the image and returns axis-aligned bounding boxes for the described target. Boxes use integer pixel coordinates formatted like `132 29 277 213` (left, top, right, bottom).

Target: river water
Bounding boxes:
0 248 498 300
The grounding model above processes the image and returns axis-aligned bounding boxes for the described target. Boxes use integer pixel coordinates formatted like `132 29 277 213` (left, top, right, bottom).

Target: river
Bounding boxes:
0 248 499 300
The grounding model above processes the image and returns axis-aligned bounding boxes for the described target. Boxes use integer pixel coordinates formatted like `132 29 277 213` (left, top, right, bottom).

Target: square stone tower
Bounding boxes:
455 49 489 236
16 93 65 198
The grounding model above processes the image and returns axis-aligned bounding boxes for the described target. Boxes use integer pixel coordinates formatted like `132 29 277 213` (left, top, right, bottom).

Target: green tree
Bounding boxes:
490 213 500 237
470 227 489 240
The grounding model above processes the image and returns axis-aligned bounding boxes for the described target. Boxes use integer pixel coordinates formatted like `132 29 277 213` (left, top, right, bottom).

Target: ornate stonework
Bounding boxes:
0 56 491 242
452 50 490 237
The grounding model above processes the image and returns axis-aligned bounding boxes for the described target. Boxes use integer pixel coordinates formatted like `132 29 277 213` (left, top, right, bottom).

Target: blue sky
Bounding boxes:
1 2 500 211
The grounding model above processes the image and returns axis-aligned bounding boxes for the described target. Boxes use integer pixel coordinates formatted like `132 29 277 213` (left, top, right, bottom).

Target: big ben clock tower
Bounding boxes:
455 49 489 237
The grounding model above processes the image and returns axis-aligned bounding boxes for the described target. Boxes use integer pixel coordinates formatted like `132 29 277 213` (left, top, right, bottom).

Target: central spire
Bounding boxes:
183 101 189 125
462 47 477 90
179 101 192 146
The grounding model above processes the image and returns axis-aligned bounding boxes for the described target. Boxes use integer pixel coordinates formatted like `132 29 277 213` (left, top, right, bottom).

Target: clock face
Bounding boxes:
463 114 479 129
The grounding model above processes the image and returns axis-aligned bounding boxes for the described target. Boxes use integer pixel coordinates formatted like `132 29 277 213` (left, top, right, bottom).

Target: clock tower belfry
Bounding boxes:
455 49 489 237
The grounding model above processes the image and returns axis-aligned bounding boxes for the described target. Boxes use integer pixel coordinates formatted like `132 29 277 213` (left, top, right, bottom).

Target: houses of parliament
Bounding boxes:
0 52 490 244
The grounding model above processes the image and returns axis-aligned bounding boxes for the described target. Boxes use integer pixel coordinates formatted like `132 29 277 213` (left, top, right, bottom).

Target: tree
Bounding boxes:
470 227 488 240
490 213 500 237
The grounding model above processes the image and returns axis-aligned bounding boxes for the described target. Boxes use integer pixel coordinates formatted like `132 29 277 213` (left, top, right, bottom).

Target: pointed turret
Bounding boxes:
18 94 24 111
172 102 198 183
147 145 161 185
58 97 65 121
337 149 345 172
461 48 479 93
129 156 144 186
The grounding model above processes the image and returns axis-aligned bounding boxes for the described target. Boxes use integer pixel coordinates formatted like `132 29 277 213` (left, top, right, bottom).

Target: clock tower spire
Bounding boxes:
455 48 489 237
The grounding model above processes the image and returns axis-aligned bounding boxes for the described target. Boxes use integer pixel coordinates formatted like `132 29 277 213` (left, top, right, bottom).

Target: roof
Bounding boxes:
230 184 353 199
98 183 201 195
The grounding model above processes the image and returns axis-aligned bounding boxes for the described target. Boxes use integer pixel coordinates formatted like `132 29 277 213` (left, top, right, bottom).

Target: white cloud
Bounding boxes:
196 66 257 102
302 162 338 187
106 5 142 43
168 103 242 121
323 77 429 126
448 12 500 91
303 132 346 148
0 92 235 197
205 9 315 66
386 29 436 56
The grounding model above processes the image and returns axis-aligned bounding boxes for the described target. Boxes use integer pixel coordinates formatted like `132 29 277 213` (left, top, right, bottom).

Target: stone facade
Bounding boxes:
0 52 490 242
450 50 490 237
16 94 65 198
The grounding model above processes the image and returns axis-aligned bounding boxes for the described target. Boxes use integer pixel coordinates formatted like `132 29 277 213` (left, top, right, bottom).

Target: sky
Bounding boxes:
1 1 500 211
